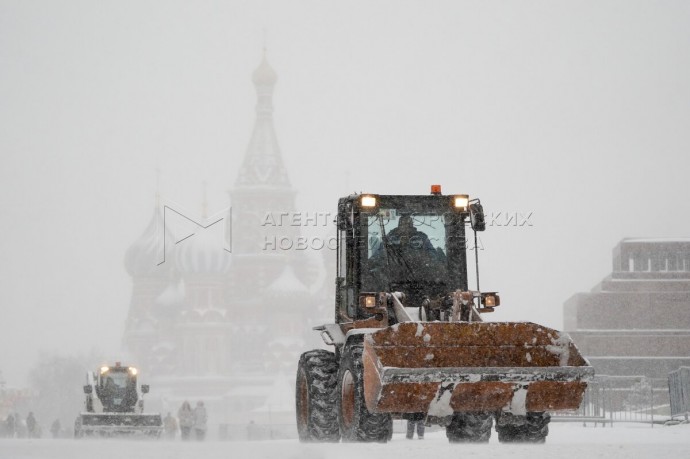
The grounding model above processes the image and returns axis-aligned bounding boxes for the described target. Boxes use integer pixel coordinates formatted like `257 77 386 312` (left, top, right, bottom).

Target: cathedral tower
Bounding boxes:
230 51 298 256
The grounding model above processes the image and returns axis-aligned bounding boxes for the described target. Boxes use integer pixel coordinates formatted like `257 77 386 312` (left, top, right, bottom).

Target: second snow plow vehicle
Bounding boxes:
75 363 162 438
296 188 593 443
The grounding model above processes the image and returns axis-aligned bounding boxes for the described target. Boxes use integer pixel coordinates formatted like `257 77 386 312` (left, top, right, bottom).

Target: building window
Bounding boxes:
667 253 688 272
632 254 650 272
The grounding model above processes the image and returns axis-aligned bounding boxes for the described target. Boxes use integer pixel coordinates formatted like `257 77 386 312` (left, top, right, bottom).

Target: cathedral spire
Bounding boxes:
234 51 290 189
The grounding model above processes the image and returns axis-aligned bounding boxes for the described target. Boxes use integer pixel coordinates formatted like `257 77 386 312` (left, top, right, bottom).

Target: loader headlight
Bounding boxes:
454 195 469 212
100 366 109 374
361 195 377 208
360 294 377 308
128 367 138 376
481 293 500 307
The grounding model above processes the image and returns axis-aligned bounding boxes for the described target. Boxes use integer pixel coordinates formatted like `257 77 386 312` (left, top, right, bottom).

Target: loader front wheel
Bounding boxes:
446 412 493 443
337 344 392 442
296 350 340 442
495 412 550 443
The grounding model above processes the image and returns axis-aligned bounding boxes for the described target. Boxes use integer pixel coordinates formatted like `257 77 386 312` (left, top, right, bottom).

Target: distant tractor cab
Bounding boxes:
296 186 593 444
75 362 162 438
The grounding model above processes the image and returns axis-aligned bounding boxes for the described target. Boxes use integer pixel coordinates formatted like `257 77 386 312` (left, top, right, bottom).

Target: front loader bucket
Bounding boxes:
362 322 593 416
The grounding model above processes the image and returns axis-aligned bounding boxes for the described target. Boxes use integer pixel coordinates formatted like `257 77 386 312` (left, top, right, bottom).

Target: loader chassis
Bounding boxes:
296 191 592 444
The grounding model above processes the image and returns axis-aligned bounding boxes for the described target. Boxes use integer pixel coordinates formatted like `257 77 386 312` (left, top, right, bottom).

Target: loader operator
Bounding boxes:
99 373 137 412
366 214 448 304
387 215 434 251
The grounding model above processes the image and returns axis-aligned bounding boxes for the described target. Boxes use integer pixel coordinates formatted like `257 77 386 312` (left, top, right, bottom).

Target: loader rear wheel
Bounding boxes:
296 350 340 442
495 412 550 443
446 412 493 443
337 344 392 442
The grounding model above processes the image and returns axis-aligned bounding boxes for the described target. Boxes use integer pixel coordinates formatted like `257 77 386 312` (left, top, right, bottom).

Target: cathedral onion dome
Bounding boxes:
267 265 309 297
252 52 277 86
125 205 174 278
174 227 232 275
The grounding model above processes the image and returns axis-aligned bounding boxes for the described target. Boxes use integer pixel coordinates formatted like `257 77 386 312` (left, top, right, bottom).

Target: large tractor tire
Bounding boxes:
446 412 493 443
495 412 550 443
337 344 392 442
296 350 340 442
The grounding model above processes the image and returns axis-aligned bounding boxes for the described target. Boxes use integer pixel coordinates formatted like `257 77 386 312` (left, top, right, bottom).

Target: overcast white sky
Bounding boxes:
1 0 689 387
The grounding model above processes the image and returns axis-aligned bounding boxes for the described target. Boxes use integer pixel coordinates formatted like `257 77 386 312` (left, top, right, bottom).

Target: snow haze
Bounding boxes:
1 423 690 459
1 0 690 391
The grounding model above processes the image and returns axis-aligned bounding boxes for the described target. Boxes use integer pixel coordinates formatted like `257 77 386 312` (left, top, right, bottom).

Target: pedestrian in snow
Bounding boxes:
406 414 425 440
163 412 178 440
5 413 15 438
193 401 207 441
26 412 38 438
177 401 194 441
50 419 61 439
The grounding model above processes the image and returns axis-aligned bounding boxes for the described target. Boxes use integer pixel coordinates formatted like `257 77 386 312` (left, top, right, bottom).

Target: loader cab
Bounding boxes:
335 192 473 323
95 365 139 413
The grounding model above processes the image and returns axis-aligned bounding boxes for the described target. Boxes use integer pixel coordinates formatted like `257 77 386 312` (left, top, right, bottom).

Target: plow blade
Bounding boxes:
78 413 163 437
362 322 593 415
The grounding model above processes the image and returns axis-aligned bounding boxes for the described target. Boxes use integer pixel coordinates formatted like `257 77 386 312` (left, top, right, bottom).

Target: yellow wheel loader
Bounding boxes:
296 187 593 443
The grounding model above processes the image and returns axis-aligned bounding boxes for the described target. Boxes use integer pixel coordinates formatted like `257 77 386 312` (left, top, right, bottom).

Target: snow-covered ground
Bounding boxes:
1 423 689 459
